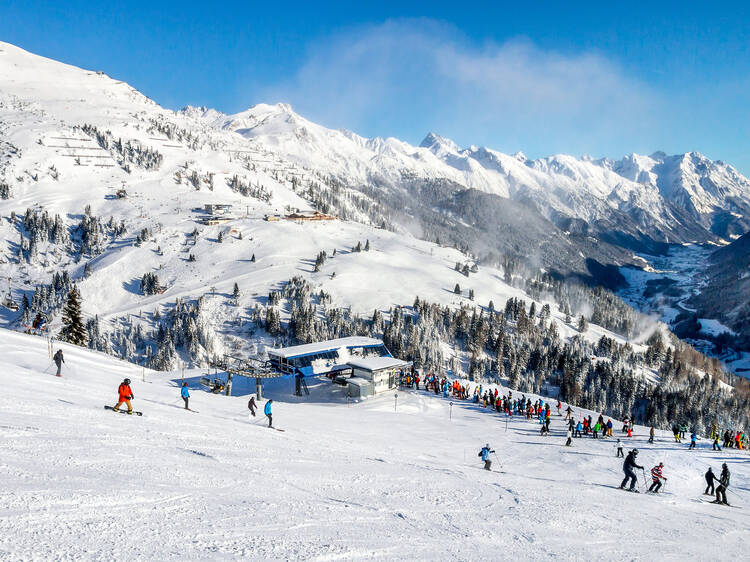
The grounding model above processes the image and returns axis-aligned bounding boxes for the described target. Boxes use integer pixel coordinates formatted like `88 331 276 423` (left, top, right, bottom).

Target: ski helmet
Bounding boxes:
486 443 490 448
183 382 187 386
659 462 664 467
722 463 727 469
632 448 639 455
124 378 131 385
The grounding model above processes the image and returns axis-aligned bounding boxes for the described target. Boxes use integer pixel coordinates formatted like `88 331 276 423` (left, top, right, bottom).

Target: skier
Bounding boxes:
688 432 697 450
53 349 64 377
606 419 613 437
648 462 667 493
619 449 643 492
248 396 257 417
679 423 688 440
648 426 655 444
181 382 190 410
264 399 273 428
615 438 624 458
113 378 134 414
712 431 721 451
565 405 573 420
713 463 730 505
565 427 572 446
575 420 583 438
672 424 681 443
704 467 716 496
478 443 495 470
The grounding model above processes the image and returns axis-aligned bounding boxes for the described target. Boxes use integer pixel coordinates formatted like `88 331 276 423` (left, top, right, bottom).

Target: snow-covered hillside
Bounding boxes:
2 328 748 560
0 40 652 364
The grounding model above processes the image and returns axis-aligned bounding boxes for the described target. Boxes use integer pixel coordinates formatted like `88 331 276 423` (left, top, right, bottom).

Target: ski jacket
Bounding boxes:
181 387 190 398
118 383 133 401
53 350 64 365
719 470 730 488
705 469 714 483
624 452 642 471
264 402 272 416
691 433 697 442
480 447 494 461
651 465 664 481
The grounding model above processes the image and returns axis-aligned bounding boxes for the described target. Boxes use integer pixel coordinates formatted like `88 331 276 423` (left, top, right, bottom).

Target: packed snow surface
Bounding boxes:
1 329 748 560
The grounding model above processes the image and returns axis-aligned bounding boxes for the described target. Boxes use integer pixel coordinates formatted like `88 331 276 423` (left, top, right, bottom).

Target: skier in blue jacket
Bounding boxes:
689 432 698 450
264 399 273 428
181 382 190 410
479 444 495 471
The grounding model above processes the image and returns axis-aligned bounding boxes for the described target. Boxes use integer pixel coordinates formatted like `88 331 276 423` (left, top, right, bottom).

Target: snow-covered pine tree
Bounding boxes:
60 287 87 346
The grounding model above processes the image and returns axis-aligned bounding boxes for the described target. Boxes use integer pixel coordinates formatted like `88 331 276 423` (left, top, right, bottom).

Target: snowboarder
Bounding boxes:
575 421 583 438
606 419 613 437
479 444 495 470
181 382 190 409
264 399 273 428
615 438 624 458
565 405 573 420
704 467 716 496
713 463 730 505
113 378 134 414
648 462 667 493
619 449 643 492
648 426 655 444
248 396 257 417
53 349 64 377
679 423 688 440
565 427 572 446
688 432 697 450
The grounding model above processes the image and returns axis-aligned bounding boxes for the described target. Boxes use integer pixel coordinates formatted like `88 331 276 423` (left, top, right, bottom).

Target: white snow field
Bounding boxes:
1 328 748 561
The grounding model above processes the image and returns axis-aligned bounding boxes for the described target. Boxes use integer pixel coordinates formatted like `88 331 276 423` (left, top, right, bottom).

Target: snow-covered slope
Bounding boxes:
2 328 748 560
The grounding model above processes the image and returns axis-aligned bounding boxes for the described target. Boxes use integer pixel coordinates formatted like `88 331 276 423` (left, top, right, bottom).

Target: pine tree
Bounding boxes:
60 287 87 346
454 283 461 295
364 239 370 251
578 315 588 333
232 282 241 305
250 253 256 262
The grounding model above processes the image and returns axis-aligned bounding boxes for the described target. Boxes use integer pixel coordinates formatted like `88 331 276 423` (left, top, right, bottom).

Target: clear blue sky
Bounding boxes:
3 1 750 173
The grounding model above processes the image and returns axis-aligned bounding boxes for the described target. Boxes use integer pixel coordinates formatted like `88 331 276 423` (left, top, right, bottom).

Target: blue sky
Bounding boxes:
3 1 750 173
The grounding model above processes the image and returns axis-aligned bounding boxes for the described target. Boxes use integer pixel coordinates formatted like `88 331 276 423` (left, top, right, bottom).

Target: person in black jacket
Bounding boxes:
704 467 716 495
713 463 731 505
619 449 643 492
53 349 64 377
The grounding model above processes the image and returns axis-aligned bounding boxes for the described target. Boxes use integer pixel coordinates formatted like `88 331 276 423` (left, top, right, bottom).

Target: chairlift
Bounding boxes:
2 277 18 311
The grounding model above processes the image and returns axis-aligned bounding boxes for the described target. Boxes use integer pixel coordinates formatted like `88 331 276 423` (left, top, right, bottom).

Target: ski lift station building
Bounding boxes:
267 336 391 378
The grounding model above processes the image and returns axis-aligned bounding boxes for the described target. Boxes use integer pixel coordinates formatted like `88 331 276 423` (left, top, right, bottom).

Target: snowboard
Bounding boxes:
104 405 143 416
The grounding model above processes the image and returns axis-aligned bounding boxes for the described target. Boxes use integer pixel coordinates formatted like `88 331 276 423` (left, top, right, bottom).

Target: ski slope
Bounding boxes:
1 328 748 560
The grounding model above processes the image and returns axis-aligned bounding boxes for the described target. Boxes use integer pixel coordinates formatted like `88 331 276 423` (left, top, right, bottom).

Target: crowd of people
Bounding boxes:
399 372 742 507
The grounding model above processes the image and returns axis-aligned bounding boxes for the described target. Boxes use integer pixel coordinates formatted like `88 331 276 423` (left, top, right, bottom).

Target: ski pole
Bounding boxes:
493 452 503 469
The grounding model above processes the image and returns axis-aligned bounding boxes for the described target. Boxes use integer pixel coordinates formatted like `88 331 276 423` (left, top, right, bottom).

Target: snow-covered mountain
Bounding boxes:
191 101 750 249
2 39 750 398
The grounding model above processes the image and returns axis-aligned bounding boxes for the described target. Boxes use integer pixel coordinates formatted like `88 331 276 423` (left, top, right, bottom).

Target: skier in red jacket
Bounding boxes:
113 378 134 414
